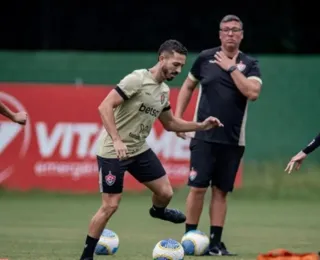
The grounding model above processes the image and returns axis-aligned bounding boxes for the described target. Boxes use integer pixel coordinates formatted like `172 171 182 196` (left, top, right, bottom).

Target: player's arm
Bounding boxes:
285 133 320 173
98 73 140 142
98 90 124 142
230 59 262 101
159 108 223 132
0 100 27 125
0 100 15 121
302 133 320 155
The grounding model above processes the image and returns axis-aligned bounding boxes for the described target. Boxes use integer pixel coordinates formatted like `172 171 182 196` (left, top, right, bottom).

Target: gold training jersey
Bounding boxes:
97 69 171 158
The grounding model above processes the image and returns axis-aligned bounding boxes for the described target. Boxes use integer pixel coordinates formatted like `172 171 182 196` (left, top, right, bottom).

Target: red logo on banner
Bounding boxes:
0 83 242 193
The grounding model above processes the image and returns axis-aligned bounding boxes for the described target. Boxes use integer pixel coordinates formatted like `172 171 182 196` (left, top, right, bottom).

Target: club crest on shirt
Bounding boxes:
236 61 246 72
160 93 166 104
105 171 116 186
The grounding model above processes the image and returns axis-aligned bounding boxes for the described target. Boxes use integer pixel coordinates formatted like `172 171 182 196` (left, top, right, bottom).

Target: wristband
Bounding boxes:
227 65 237 73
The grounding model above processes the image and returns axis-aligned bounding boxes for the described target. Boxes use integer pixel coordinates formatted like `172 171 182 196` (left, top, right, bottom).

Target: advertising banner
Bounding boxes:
0 83 242 193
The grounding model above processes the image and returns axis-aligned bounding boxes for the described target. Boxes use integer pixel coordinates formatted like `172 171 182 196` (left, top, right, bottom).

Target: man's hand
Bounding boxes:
199 116 223 130
13 111 28 125
214 51 239 71
113 139 128 160
284 151 307 174
175 117 223 139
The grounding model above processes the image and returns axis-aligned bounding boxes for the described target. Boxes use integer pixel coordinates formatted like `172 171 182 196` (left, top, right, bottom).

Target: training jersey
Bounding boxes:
189 47 262 146
97 69 171 158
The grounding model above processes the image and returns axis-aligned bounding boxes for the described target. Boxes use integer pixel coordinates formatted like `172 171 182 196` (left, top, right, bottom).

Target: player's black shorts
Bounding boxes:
188 138 245 192
97 148 166 194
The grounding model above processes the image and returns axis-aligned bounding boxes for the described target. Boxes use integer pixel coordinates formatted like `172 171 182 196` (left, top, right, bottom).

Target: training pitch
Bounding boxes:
0 189 319 260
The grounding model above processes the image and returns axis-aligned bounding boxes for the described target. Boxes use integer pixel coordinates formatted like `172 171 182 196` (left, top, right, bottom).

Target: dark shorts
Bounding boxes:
188 138 245 192
97 149 166 194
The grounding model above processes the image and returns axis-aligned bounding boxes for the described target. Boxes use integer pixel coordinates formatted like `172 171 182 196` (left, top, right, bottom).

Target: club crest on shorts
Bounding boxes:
160 93 165 104
105 171 116 186
189 168 197 181
236 61 246 72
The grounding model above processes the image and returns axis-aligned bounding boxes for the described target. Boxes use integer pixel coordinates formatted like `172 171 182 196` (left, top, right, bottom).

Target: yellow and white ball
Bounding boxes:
152 239 184 260
95 229 119 255
181 230 209 256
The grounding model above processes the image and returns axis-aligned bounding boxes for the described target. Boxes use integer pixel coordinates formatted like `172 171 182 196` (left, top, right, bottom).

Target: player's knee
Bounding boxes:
212 186 227 201
157 186 173 202
189 187 207 199
101 193 121 215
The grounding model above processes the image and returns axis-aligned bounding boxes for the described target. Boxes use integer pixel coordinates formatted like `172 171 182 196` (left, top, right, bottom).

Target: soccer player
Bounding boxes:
0 100 27 125
285 133 320 174
79 39 224 260
174 15 263 256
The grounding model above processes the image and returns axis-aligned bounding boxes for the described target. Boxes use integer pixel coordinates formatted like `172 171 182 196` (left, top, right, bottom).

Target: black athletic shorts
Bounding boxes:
188 138 245 192
97 148 166 193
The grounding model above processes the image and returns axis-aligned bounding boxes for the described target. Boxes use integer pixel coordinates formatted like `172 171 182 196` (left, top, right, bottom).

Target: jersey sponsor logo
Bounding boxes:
129 124 151 141
129 132 140 140
138 103 160 117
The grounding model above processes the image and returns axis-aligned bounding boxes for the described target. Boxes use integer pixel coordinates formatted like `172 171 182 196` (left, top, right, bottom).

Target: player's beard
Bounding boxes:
163 66 176 81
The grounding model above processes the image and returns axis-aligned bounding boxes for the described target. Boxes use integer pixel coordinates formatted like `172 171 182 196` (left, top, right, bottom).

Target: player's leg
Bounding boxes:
208 144 244 256
79 156 128 260
128 149 186 224
185 138 214 233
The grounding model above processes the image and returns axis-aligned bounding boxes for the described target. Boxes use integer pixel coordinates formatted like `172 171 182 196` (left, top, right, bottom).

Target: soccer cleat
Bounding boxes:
149 207 186 224
208 242 237 256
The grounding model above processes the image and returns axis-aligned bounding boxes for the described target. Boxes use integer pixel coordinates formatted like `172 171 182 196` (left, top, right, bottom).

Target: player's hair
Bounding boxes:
220 14 243 29
158 39 188 59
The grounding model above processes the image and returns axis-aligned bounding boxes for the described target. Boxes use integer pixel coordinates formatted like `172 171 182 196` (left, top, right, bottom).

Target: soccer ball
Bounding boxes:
94 228 119 255
152 239 184 260
181 230 209 256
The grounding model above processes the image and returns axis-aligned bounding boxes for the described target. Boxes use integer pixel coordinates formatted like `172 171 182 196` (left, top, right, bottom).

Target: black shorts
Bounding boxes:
188 138 245 192
97 149 166 194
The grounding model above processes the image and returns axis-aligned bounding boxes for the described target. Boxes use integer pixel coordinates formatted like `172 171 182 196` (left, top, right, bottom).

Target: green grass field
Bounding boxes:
0 185 319 260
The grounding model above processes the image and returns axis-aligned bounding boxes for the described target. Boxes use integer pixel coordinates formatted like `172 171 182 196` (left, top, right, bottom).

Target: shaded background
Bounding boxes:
0 1 317 53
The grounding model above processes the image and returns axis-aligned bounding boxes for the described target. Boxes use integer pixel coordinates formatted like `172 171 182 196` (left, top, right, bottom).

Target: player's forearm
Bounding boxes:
165 117 202 132
98 105 121 141
230 70 260 100
175 87 194 118
0 101 15 121
302 133 320 155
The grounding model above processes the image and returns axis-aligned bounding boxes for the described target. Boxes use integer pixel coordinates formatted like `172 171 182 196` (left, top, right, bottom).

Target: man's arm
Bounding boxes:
0 100 15 121
213 51 262 101
230 69 262 101
174 77 198 118
284 132 320 173
98 89 124 141
302 133 320 155
159 109 223 132
0 100 27 125
98 73 140 141
175 52 203 119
